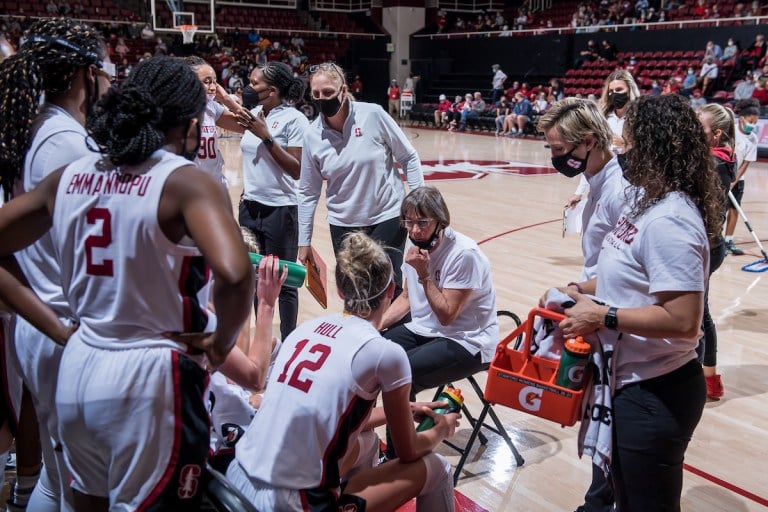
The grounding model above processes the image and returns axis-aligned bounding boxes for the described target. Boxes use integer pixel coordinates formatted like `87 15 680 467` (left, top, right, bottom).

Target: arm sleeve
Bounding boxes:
297 134 322 246
378 107 424 190
351 337 411 394
642 215 707 295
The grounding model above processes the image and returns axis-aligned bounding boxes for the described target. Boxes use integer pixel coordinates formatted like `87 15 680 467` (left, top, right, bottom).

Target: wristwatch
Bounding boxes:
604 306 619 330
261 136 274 146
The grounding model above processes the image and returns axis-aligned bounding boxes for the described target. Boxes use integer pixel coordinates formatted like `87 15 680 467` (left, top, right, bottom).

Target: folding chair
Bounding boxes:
433 310 525 485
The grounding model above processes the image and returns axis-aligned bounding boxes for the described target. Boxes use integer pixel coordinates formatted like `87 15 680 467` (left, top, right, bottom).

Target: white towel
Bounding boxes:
532 288 577 359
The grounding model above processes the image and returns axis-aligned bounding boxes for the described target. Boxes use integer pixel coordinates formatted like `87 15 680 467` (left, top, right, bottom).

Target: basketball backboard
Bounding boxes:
149 0 215 35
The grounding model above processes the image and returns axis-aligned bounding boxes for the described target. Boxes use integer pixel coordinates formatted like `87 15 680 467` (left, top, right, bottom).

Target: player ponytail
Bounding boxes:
335 232 393 318
0 17 105 199
88 55 205 166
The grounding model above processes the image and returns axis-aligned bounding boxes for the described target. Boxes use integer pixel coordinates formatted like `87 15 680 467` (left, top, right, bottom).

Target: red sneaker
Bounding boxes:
706 374 724 400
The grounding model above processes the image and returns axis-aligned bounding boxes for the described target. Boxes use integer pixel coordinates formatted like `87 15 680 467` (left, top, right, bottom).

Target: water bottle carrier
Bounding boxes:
485 307 588 427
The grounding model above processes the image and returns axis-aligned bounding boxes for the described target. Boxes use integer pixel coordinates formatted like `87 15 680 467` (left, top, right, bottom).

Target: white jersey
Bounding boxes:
596 192 708 388
19 104 91 317
581 157 630 280
298 101 423 245
52 149 216 350
235 313 410 490
402 227 499 363
241 104 309 206
194 98 226 180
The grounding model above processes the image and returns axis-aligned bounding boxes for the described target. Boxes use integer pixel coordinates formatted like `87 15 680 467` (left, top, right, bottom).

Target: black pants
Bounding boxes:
611 359 706 512
697 238 726 367
239 200 298 341
329 216 407 296
382 325 484 459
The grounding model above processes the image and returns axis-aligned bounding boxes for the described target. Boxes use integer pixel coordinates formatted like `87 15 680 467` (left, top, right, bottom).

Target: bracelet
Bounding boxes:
418 275 431 284
567 281 583 294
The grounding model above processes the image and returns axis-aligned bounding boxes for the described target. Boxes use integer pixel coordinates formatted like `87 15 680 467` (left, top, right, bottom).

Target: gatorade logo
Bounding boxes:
568 365 585 384
519 386 543 412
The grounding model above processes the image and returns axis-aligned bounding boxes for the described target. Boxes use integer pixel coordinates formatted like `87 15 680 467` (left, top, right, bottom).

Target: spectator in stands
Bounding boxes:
549 78 564 101
351 74 363 97
491 64 507 103
140 24 154 41
494 10 506 28
434 94 452 128
455 17 466 30
680 67 698 97
505 80 520 100
504 92 533 137
388 79 401 118
698 56 719 96
446 94 464 131
599 40 617 61
46 0 58 14
690 89 707 109
437 10 448 33
114 37 129 59
494 95 511 135
575 39 600 69
533 91 549 114
458 91 485 132
72 0 84 16
722 37 739 65
738 33 766 74
118 57 132 80
752 77 768 104
663 76 681 95
704 40 723 62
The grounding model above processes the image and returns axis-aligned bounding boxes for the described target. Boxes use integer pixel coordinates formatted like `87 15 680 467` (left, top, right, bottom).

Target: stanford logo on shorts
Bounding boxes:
177 464 201 499
354 127 362 137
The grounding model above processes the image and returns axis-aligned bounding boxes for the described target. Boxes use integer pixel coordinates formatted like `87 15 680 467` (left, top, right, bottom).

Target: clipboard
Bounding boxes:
305 246 328 309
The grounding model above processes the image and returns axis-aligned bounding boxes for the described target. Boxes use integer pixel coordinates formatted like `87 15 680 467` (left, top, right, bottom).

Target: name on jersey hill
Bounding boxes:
65 172 152 197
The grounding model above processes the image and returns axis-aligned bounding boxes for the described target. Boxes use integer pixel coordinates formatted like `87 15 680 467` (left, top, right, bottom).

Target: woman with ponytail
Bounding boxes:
0 17 113 511
236 61 310 341
0 55 254 511
228 231 458 512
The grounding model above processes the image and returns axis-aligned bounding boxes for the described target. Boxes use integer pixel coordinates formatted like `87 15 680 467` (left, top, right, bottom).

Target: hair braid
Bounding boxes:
87 56 205 166
261 61 306 104
0 17 104 199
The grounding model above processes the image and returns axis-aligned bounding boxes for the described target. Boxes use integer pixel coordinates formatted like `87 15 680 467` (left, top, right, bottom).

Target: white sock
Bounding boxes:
415 453 454 512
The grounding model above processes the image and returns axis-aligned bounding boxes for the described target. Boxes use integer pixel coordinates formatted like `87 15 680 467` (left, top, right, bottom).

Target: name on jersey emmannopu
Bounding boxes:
65 172 152 197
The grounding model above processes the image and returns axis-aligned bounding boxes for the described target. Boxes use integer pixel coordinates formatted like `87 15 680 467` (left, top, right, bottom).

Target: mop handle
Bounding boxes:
728 190 768 261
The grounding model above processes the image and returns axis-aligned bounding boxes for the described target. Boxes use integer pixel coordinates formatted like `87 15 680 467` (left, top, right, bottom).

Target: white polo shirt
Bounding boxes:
298 100 423 246
241 104 309 206
735 126 758 178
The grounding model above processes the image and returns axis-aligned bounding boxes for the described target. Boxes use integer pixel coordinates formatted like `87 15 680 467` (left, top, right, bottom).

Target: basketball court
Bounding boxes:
220 125 768 511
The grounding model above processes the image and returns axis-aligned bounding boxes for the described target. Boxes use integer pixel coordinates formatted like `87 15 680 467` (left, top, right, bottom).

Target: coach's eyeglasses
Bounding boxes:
402 218 434 230
307 62 345 80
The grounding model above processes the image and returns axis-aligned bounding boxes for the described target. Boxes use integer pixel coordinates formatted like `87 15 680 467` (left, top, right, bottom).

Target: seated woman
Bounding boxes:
228 232 459 511
381 186 498 396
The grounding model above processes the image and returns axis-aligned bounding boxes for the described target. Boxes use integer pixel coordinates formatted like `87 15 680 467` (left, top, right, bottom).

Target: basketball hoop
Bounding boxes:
179 24 197 45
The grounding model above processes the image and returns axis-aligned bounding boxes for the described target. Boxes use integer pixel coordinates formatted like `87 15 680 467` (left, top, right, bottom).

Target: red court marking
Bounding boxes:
684 464 768 507
396 490 489 512
478 220 768 507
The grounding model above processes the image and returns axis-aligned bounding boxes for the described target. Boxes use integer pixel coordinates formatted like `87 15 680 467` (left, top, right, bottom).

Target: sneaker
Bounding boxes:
706 374 724 400
726 240 744 255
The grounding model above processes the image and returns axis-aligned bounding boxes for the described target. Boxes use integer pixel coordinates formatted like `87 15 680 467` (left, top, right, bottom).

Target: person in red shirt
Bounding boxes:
387 79 401 118
752 77 768 104
433 94 452 128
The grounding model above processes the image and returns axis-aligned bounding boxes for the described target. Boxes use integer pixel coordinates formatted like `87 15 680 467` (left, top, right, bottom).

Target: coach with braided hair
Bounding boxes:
0 17 114 511
236 61 309 340
0 55 254 511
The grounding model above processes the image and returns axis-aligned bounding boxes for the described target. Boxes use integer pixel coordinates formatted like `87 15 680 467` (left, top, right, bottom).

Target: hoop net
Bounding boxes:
179 25 197 44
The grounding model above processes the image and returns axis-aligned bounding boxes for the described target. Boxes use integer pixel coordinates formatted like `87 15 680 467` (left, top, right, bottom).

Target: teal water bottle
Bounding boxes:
416 387 464 432
248 253 306 288
555 336 591 390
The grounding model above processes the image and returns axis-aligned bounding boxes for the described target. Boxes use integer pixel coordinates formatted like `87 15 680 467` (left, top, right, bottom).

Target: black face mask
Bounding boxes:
182 121 202 161
551 147 591 178
314 92 343 118
242 85 269 109
610 91 629 110
409 226 441 251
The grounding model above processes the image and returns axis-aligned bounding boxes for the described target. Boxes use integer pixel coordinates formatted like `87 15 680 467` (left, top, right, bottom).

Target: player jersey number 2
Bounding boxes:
276 338 331 393
197 136 217 159
85 207 114 277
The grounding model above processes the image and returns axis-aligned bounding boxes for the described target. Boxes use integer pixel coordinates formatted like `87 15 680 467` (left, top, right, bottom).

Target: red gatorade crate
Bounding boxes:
484 308 587 427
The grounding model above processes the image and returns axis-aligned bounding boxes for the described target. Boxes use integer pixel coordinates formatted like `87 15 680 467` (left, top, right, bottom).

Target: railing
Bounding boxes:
309 0 370 11
414 14 768 39
435 0 505 14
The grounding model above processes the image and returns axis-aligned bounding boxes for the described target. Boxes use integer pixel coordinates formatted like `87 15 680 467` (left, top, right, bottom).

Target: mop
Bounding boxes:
728 190 768 272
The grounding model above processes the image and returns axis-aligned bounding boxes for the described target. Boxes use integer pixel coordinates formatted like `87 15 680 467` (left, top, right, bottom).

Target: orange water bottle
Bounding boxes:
555 337 591 390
